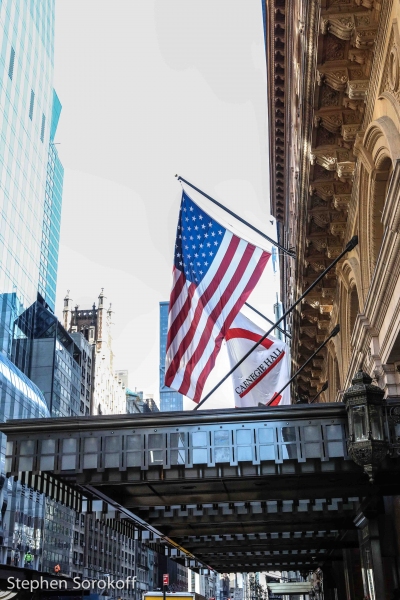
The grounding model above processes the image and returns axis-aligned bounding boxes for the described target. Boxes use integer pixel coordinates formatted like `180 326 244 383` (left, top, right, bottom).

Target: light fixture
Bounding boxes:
343 370 388 482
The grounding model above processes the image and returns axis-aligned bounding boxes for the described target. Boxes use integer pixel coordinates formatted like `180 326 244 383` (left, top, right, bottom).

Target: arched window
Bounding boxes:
349 286 359 341
370 157 393 273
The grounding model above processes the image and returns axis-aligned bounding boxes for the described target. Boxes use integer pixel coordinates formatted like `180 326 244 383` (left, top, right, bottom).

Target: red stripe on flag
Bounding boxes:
191 251 271 402
168 268 185 314
225 328 274 350
166 279 197 354
179 244 258 396
239 351 285 398
165 236 241 386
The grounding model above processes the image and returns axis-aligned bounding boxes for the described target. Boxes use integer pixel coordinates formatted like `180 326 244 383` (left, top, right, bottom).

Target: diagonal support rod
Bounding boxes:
176 174 295 258
193 236 358 410
263 326 339 407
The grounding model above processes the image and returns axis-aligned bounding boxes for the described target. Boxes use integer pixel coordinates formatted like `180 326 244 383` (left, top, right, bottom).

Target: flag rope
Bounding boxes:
244 301 291 339
175 175 296 258
193 235 358 410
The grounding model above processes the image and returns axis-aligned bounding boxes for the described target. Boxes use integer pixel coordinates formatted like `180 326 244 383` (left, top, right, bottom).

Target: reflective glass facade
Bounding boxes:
159 301 183 411
0 351 49 569
13 300 81 417
0 0 63 356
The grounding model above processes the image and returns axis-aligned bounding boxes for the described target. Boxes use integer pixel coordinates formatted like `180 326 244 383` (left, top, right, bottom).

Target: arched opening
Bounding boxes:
349 286 359 341
370 157 392 274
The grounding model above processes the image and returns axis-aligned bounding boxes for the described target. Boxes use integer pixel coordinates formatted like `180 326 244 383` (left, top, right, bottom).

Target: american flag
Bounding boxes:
165 191 271 403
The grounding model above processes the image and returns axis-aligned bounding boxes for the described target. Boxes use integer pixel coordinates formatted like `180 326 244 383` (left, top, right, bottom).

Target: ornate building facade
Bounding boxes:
264 1 400 596
265 0 400 403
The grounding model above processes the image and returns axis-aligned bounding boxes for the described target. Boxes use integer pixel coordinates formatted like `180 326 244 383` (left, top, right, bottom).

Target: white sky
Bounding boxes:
54 0 279 409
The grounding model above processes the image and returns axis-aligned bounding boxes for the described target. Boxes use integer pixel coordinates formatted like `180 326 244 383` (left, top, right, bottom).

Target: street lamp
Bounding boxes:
343 370 388 482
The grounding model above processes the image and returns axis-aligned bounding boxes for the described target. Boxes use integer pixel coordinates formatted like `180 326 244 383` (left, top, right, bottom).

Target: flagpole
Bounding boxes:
309 381 329 404
193 235 358 410
244 302 292 339
263 326 339 406
175 175 296 258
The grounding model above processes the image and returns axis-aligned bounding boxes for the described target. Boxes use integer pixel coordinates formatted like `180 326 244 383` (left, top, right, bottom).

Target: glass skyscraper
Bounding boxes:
0 0 63 357
159 301 183 411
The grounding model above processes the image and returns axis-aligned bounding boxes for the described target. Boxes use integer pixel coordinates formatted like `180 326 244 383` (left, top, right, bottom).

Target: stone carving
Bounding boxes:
313 164 336 181
307 234 328 252
300 326 317 338
336 160 356 181
320 68 348 92
309 207 331 228
321 85 341 107
325 33 347 61
354 27 377 50
316 112 343 133
354 0 374 8
348 48 367 64
326 244 343 259
330 221 347 237
388 46 400 92
316 128 337 146
343 97 365 112
346 79 369 100
333 193 351 211
301 308 319 323
341 123 362 142
321 15 354 41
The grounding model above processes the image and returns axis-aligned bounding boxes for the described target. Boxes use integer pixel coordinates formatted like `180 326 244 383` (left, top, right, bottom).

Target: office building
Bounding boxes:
0 0 64 359
159 301 183 411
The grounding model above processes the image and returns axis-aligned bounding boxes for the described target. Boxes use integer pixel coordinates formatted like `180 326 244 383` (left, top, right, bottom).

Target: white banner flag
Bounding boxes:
225 312 291 408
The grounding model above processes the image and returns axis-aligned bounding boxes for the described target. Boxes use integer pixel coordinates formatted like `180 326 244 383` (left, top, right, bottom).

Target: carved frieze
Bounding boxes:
336 160 356 180
330 220 347 237
354 26 377 50
333 193 351 211
326 244 343 258
320 84 341 108
325 33 347 61
310 147 355 179
346 79 369 99
348 48 367 65
341 123 361 142
309 206 331 228
321 15 354 41
307 234 328 252
301 308 319 324
300 326 317 339
310 182 334 200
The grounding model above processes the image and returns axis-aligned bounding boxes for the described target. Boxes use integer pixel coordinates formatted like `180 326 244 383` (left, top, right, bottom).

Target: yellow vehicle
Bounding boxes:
143 592 206 600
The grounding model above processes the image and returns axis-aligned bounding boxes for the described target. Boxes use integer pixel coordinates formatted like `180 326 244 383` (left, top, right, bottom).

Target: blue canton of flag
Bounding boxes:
174 192 226 283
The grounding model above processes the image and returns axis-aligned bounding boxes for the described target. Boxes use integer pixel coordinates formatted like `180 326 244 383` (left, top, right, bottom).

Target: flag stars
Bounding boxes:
202 224 206 229
199 215 203 220
211 232 215 237
189 206 194 211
